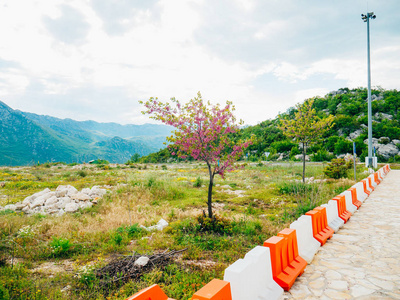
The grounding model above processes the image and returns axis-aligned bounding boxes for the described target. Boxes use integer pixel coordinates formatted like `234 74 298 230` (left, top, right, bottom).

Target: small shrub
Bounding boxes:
161 165 167 170
323 158 350 179
311 149 335 162
77 170 87 177
49 237 71 257
113 233 123 246
193 176 202 188
146 177 156 188
197 213 232 235
125 224 146 239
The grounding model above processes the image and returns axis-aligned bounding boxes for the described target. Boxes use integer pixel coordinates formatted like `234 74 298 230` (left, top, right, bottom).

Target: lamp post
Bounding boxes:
361 12 376 168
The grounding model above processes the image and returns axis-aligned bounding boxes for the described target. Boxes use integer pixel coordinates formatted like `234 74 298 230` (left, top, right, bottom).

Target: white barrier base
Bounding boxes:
353 182 368 202
290 215 320 263
224 246 283 300
341 190 357 214
369 174 379 188
321 200 344 232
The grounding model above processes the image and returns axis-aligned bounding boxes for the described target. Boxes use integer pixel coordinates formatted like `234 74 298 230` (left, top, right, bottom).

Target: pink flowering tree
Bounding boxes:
140 92 252 218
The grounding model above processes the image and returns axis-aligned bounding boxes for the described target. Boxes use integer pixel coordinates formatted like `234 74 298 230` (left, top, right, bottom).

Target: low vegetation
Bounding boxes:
0 160 387 299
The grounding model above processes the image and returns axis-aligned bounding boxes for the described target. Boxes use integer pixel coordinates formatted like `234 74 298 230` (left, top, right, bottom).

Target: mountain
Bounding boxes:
0 101 172 166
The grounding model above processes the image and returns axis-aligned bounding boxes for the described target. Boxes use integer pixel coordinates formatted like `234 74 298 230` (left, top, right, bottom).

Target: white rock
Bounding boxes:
30 198 46 209
79 202 93 210
81 188 91 195
392 139 400 145
31 188 51 200
90 186 106 197
4 204 16 211
22 206 31 213
22 195 34 205
377 143 399 159
72 192 91 201
57 209 65 216
46 208 60 215
45 196 58 206
67 187 78 197
56 190 67 197
14 202 27 210
349 129 363 140
220 185 232 189
134 256 149 267
65 203 80 213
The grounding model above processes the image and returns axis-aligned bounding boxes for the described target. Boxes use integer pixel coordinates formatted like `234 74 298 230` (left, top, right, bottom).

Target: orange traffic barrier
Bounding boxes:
367 177 376 191
263 228 306 291
374 172 381 185
361 179 372 195
192 279 232 300
305 207 334 245
332 195 351 223
348 188 362 209
125 284 176 300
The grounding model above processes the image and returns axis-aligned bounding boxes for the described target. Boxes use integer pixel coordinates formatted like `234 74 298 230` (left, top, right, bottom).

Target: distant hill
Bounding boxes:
0 101 172 166
240 87 400 162
138 87 400 163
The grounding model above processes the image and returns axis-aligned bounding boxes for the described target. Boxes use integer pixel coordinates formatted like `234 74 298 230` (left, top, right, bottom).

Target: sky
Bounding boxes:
0 0 399 126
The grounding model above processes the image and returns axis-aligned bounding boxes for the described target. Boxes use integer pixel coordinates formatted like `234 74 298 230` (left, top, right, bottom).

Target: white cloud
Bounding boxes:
0 0 399 125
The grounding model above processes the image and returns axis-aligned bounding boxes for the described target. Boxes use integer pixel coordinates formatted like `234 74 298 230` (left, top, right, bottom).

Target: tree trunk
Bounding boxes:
207 164 214 218
302 142 306 183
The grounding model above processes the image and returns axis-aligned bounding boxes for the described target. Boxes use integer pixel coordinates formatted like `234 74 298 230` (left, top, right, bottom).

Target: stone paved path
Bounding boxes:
283 170 400 299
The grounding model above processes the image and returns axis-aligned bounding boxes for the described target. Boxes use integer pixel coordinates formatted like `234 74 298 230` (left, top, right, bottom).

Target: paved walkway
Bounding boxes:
283 170 400 299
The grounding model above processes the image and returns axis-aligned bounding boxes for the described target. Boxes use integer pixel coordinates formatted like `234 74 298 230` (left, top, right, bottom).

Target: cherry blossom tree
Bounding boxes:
140 92 252 218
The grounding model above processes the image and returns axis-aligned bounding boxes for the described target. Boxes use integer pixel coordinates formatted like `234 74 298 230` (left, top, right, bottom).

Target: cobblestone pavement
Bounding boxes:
283 170 400 299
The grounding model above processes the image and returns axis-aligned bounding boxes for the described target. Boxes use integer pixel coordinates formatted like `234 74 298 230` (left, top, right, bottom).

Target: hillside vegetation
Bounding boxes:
139 87 400 164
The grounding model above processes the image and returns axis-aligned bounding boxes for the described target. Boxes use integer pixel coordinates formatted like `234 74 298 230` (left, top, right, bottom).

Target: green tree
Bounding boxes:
279 98 334 182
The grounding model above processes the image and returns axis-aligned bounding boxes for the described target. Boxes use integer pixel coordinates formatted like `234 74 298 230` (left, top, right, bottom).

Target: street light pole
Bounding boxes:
361 12 376 168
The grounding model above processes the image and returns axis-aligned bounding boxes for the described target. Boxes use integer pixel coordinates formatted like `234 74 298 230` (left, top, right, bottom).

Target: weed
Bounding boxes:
193 176 202 188
49 237 71 257
77 170 87 177
197 213 232 235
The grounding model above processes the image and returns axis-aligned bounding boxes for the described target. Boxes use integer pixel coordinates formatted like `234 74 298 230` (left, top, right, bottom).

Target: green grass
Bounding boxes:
0 161 390 299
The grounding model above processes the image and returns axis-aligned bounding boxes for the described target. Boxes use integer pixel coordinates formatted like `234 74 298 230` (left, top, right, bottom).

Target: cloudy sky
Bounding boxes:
0 0 399 125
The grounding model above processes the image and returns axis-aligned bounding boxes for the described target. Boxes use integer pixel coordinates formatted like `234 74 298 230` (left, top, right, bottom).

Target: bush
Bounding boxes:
334 138 353 155
311 149 335 162
49 237 71 257
193 176 203 188
323 158 350 179
270 140 297 153
197 213 232 235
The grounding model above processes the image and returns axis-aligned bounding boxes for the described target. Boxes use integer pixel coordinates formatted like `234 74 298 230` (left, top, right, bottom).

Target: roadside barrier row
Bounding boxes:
125 164 391 300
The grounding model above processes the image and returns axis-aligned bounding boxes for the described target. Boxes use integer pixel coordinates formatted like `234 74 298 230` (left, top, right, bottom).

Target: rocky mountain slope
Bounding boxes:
0 101 171 166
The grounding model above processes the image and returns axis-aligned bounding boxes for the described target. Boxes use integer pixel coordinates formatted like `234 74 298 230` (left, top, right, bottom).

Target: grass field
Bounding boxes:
0 161 383 299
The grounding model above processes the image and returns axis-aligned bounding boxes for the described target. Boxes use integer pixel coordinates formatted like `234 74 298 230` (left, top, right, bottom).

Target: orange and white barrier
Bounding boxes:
125 284 176 300
223 246 283 300
263 228 307 291
192 279 232 300
352 182 368 202
320 200 345 232
290 215 320 263
341 190 358 213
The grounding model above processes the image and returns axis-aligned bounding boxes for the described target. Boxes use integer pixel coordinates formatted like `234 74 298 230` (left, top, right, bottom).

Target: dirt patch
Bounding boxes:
31 260 75 275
